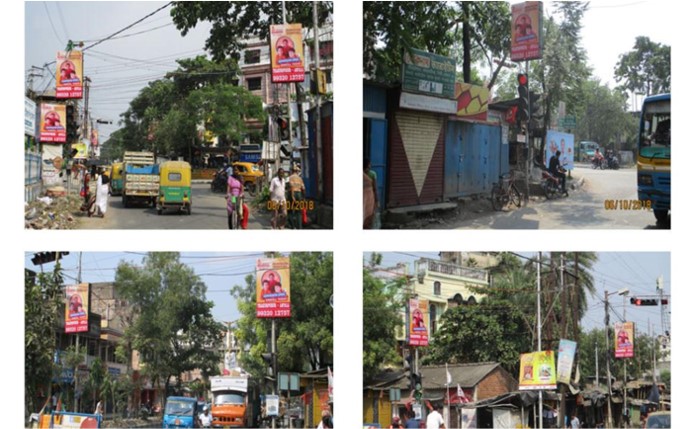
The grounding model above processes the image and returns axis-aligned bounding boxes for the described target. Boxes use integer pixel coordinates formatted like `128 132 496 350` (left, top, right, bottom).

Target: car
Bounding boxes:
644 410 671 428
232 162 264 194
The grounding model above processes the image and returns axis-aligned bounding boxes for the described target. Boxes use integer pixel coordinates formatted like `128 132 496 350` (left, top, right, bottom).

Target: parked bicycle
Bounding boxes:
491 171 523 211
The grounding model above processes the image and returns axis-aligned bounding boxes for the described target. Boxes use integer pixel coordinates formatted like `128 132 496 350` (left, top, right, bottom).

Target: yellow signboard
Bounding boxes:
519 351 556 390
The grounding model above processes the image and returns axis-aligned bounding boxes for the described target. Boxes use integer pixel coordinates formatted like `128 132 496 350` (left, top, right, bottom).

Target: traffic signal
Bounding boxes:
262 352 276 378
66 104 79 143
31 252 69 265
630 297 658 306
528 91 543 131
517 73 530 123
276 117 290 141
412 372 423 401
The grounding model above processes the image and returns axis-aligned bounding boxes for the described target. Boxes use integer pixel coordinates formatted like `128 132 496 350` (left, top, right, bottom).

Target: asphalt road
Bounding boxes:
448 164 669 230
76 183 273 230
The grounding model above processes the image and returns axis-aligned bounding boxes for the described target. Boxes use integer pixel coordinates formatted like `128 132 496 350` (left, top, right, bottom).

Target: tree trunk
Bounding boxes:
462 2 472 83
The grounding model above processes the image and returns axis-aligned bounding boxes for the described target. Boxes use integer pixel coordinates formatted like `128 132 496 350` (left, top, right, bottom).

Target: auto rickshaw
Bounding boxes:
157 160 192 215
109 162 124 196
232 161 265 195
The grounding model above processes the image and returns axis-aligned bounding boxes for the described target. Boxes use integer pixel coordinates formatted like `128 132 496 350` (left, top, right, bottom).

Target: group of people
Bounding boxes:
269 165 307 229
388 403 445 429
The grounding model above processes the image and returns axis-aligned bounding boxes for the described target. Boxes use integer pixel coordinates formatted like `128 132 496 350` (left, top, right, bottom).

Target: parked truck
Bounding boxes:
122 151 159 208
210 372 259 428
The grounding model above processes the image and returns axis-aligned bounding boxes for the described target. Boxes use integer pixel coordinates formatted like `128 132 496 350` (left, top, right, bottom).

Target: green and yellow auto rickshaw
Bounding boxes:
157 160 192 215
109 162 124 196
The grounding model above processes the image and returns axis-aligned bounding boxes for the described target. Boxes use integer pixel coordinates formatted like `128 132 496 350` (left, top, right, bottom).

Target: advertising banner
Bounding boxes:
519 351 556 390
39 103 67 143
556 339 577 384
615 322 635 358
56 50 84 99
408 298 429 346
72 142 88 159
456 83 489 121
25 97 37 137
402 48 456 100
510 2 544 62
256 257 291 318
65 283 89 333
545 130 575 171
270 24 305 83
461 408 477 429
41 144 64 187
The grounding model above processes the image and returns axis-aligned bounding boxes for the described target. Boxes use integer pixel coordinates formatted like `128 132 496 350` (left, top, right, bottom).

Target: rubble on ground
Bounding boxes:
25 189 83 230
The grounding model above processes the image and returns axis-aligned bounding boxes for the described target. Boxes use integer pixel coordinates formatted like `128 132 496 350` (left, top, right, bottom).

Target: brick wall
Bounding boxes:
477 367 518 400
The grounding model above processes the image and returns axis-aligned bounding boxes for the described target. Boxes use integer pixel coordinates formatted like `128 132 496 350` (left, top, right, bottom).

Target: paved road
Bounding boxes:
77 183 273 230
448 164 669 230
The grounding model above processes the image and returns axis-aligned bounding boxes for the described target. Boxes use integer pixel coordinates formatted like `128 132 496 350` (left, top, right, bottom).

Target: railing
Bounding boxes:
420 258 488 282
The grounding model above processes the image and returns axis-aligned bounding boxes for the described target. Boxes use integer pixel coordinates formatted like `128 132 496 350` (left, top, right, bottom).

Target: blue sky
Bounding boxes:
367 251 671 336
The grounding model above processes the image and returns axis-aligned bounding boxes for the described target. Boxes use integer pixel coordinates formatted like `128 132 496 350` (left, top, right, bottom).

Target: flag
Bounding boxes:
446 363 452 385
457 384 467 403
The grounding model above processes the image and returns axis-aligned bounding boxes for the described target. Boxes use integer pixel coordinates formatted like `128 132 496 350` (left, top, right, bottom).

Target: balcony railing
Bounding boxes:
419 258 487 282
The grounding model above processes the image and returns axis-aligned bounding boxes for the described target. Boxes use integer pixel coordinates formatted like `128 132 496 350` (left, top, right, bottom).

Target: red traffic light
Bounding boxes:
517 73 528 86
630 297 658 306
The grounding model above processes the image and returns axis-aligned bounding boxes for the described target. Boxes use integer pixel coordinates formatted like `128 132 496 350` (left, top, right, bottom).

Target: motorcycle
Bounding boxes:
534 157 568 199
591 156 606 170
211 167 228 193
605 154 620 170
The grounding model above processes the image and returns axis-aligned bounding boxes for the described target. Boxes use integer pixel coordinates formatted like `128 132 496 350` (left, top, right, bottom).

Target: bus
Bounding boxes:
637 93 670 223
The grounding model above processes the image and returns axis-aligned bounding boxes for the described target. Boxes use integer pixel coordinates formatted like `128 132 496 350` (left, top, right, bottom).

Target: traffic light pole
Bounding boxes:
604 292 613 428
524 61 531 205
272 318 276 429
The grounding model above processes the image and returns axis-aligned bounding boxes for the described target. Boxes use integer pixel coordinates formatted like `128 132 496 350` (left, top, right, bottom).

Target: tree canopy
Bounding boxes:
171 1 333 62
114 252 224 395
615 36 671 97
230 253 333 383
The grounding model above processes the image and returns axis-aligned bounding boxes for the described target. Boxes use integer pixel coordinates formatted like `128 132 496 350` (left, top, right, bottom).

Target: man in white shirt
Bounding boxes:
269 168 287 229
198 406 212 428
425 403 445 429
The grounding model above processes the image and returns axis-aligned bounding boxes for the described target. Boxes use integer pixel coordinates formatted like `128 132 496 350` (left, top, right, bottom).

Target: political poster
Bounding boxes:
545 130 575 171
519 351 557 390
39 103 67 143
256 257 291 318
510 2 544 62
408 298 429 346
65 283 89 333
402 48 456 100
270 24 305 83
56 50 84 99
615 322 635 358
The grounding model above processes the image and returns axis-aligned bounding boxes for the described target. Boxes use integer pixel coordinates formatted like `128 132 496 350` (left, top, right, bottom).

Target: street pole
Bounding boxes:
312 1 323 201
282 1 294 169
595 339 599 388
623 294 628 429
559 254 566 429
272 318 277 429
604 292 613 428
524 60 531 204
536 252 543 429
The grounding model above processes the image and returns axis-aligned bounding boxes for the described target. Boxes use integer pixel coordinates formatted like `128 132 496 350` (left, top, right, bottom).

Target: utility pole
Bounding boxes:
595 339 599 388
536 252 543 429
558 253 566 429
604 291 613 428
282 1 294 170
312 1 323 200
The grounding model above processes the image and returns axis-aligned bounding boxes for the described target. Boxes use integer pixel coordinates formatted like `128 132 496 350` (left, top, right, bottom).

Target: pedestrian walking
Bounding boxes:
287 165 306 229
425 403 445 429
269 168 287 229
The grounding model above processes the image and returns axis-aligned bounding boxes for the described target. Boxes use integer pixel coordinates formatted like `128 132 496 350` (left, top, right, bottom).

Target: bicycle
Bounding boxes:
227 194 244 229
491 171 523 211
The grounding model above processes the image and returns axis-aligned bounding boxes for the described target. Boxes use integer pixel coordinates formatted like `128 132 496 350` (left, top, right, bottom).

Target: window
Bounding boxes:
168 172 181 182
434 281 441 296
247 77 262 91
244 49 260 65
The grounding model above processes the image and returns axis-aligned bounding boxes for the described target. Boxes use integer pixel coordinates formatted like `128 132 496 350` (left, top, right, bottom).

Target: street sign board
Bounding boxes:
401 48 456 100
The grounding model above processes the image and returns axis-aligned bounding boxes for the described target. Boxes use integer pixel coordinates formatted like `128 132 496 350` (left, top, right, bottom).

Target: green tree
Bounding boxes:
534 2 591 159
424 302 531 375
363 2 456 82
362 258 404 382
25 264 64 413
170 1 333 62
576 80 638 149
614 36 671 97
114 252 224 403
230 253 333 384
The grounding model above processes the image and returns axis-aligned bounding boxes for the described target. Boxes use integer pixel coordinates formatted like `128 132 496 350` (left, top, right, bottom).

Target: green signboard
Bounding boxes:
559 115 576 128
401 48 457 100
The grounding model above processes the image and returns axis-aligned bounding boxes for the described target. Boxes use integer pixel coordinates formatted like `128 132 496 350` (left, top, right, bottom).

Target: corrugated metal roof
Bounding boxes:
421 363 501 389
